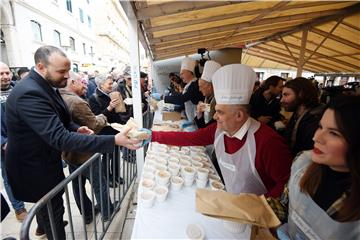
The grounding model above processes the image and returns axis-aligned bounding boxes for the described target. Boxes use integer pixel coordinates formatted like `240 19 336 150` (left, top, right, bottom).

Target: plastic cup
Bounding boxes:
156 170 171 186
141 179 155 191
222 220 249 233
197 167 209 180
171 176 184 191
154 186 169 202
141 190 156 208
210 180 225 191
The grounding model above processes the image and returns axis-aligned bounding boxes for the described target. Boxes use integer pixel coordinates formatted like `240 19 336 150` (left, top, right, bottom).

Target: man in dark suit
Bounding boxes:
5 46 140 239
164 57 204 123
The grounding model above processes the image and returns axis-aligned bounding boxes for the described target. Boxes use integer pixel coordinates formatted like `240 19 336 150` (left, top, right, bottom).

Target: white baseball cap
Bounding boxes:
200 60 221 82
212 64 256 105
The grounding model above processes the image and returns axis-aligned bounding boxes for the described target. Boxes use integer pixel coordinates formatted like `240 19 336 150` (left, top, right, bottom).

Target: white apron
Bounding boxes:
214 118 267 194
278 151 360 240
183 79 197 122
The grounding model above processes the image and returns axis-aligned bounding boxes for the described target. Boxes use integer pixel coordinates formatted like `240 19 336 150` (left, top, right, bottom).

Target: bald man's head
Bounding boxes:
67 71 87 96
0 61 12 90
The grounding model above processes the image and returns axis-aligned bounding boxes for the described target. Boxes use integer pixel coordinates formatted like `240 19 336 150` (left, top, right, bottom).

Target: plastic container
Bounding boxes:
141 179 155 191
171 176 184 191
156 170 171 186
196 178 207 188
141 190 156 208
154 186 169 202
210 180 225 191
197 168 209 180
142 172 155 181
222 220 249 233
186 224 205 240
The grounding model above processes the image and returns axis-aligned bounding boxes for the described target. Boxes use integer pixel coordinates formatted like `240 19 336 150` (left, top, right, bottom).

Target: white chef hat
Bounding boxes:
180 57 196 73
200 60 221 82
212 64 257 105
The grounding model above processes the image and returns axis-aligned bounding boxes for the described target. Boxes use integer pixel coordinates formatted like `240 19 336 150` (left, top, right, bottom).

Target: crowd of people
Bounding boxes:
0 45 144 239
1 45 359 239
149 56 360 238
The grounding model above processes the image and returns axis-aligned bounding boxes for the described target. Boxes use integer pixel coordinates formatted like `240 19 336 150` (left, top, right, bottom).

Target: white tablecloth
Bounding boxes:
131 177 251 239
131 109 251 239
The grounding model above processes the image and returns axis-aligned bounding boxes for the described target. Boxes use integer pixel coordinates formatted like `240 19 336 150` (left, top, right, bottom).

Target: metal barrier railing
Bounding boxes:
20 103 154 240
20 146 137 240
143 107 154 154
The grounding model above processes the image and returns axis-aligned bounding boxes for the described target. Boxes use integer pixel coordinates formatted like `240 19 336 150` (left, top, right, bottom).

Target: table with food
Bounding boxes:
130 105 254 239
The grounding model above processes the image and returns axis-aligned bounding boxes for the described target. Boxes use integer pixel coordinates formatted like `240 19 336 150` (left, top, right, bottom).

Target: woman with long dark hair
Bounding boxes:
277 95 360 239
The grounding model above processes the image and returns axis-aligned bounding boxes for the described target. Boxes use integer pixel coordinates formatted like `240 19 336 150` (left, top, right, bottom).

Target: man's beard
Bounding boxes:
282 98 301 112
45 73 67 88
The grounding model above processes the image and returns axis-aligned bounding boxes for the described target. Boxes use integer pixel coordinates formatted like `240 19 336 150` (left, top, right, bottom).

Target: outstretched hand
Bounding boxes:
114 127 141 150
77 126 94 135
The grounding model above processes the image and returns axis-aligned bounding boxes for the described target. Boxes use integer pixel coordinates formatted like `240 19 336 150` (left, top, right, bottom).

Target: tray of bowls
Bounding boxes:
139 142 225 208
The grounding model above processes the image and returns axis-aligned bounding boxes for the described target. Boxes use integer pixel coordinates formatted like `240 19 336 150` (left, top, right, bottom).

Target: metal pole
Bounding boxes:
127 6 145 176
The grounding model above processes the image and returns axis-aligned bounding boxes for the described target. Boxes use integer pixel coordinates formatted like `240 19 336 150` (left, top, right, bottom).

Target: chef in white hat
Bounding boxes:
149 64 292 198
164 57 204 123
195 60 221 128
211 64 280 194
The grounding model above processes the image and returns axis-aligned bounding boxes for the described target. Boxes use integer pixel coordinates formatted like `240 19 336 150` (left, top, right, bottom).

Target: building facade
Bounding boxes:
92 0 130 72
253 68 314 81
0 0 135 75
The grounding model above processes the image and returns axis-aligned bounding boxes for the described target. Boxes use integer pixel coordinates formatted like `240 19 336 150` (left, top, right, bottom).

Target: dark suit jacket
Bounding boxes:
250 88 283 129
5 70 115 202
164 79 204 106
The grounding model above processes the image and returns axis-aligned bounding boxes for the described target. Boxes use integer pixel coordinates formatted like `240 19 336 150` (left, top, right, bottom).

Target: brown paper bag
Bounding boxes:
109 91 126 113
195 189 281 228
150 98 158 111
250 226 277 240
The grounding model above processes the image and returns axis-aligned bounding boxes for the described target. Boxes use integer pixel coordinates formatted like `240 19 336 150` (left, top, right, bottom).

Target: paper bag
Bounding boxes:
150 98 159 111
162 111 182 121
195 189 280 228
109 91 126 113
250 226 277 240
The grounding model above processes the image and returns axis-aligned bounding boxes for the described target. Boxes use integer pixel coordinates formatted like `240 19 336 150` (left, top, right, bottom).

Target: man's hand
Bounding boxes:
114 128 141 150
196 101 206 113
77 126 94 135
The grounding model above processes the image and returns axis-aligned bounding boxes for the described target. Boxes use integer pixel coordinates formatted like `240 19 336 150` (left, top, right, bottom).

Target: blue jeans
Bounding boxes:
68 157 113 219
1 151 25 212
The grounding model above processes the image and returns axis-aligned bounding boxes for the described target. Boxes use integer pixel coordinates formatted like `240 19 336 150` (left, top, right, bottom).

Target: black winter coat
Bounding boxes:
5 70 114 202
